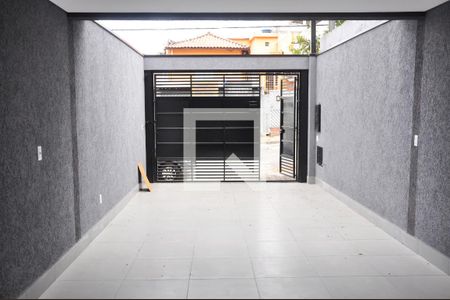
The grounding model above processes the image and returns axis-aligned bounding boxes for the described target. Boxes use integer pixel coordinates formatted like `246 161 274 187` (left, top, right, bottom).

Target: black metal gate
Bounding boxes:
154 72 261 182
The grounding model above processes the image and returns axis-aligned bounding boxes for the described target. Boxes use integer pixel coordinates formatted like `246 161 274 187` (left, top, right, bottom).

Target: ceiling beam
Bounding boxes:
68 12 425 21
50 0 447 14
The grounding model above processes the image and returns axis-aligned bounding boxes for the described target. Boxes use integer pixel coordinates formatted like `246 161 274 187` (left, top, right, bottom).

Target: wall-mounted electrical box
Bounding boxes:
317 146 323 166
37 146 43 161
315 104 321 132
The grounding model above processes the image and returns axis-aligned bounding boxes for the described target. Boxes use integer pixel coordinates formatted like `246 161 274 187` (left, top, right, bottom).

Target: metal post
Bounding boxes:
310 20 317 55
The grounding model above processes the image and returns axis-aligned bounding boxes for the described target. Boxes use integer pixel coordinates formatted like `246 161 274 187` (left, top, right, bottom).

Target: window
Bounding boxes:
265 42 270 47
265 75 277 92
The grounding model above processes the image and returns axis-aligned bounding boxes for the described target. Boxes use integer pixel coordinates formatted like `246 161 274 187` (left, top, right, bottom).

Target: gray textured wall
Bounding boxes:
316 20 418 230
72 21 146 235
0 0 76 298
414 1 450 257
0 3 146 297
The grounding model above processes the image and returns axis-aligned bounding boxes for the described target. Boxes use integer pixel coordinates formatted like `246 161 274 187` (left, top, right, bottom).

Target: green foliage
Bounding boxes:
289 34 320 55
335 20 346 27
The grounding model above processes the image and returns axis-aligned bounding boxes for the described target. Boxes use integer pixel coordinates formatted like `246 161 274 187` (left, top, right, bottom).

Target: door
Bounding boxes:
279 76 297 178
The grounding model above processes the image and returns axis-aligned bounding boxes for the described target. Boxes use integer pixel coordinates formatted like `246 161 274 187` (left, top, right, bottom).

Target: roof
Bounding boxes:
166 32 249 49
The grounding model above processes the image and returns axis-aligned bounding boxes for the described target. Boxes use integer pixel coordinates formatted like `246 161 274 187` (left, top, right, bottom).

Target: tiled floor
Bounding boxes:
41 183 450 299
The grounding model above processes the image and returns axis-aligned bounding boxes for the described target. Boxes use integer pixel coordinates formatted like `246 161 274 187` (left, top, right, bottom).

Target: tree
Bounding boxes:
289 34 320 55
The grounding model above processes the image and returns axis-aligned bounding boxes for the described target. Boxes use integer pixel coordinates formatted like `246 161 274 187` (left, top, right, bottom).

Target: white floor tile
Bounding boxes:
339 226 391 240
240 217 285 229
196 226 245 242
322 277 402 299
298 241 360 256
145 229 197 243
326 214 374 227
387 276 450 299
77 242 142 261
350 239 416 256
364 255 446 276
244 226 295 242
291 228 344 242
252 257 317 278
257 278 331 299
40 281 121 299
95 225 149 243
138 241 195 259
191 257 254 279
115 280 189 299
188 279 259 299
248 241 303 258
285 216 334 229
58 257 131 281
126 259 192 279
307 256 380 277
194 240 249 258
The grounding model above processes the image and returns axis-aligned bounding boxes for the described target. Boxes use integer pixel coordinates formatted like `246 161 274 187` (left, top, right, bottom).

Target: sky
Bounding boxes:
96 20 328 54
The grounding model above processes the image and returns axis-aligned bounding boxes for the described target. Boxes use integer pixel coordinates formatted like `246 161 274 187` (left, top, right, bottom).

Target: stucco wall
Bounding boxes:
320 20 388 52
414 1 450 257
72 21 146 235
0 5 146 297
316 5 450 259
0 1 76 298
316 20 418 230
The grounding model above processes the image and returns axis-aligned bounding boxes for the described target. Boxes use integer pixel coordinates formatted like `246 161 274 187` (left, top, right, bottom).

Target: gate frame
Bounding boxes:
145 69 309 183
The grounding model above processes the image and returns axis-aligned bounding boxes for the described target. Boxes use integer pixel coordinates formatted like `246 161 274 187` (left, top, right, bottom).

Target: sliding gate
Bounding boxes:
154 72 261 182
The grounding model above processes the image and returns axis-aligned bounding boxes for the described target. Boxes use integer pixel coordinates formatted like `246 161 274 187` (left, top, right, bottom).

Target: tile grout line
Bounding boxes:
112 236 146 298
185 226 197 299
237 190 263 299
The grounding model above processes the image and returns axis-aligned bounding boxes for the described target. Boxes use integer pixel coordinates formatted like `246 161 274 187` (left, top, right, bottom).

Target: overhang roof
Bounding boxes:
49 0 447 14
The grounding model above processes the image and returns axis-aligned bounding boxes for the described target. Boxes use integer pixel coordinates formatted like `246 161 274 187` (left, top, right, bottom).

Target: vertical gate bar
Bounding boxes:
298 70 309 183
223 74 226 181
279 79 283 175
223 122 226 181
293 75 298 178
222 74 226 97
190 74 193 98
189 74 193 180
258 74 261 181
191 156 194 181
152 73 158 182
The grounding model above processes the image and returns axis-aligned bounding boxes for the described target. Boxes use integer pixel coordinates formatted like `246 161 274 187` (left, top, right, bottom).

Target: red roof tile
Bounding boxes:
166 32 248 49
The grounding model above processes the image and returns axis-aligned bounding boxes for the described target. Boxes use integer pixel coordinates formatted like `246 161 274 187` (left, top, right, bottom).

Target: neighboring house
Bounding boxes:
230 33 281 55
165 31 285 92
165 32 249 55
230 31 283 92
165 31 287 56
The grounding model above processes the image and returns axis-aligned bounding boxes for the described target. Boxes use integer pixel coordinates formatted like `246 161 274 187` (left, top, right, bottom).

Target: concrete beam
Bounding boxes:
144 56 310 71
